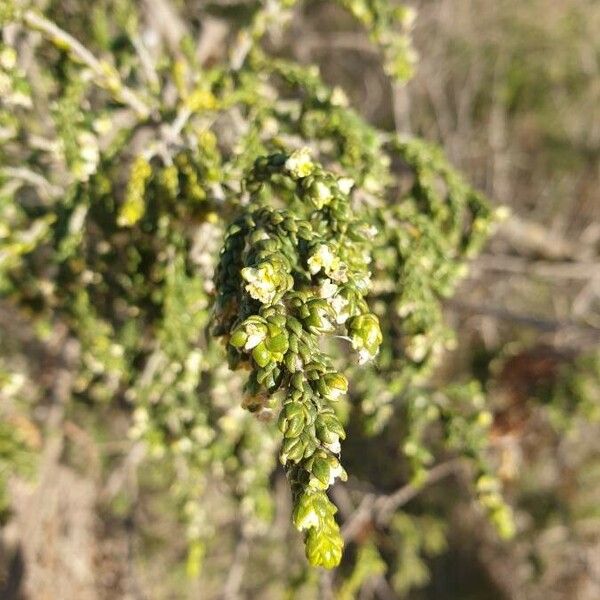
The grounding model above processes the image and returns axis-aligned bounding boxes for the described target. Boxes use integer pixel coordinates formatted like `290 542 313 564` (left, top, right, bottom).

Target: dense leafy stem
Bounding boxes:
213 150 382 566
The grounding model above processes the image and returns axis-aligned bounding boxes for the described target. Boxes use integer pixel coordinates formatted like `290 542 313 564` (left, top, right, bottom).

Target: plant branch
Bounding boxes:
473 254 600 281
374 460 462 525
341 459 463 543
0 166 61 199
498 215 594 261
221 529 251 600
22 10 151 118
446 299 600 340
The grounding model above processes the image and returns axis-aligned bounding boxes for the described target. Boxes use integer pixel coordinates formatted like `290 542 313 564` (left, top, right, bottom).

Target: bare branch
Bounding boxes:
0 166 61 199
498 215 594 261
473 254 600 281
221 530 251 600
341 459 463 543
446 299 600 341
373 460 463 526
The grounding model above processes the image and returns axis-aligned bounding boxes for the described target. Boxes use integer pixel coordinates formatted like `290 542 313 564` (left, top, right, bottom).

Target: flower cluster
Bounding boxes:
213 149 382 567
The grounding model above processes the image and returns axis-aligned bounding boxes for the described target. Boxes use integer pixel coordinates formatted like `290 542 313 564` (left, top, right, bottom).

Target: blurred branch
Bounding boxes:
340 459 463 543
319 570 335 600
196 17 229 65
374 460 462 525
498 215 595 261
142 0 188 55
102 442 146 502
446 300 600 340
22 10 151 118
373 575 397 600
488 56 511 204
0 166 61 200
222 529 251 600
302 32 378 55
473 254 600 280
131 34 160 90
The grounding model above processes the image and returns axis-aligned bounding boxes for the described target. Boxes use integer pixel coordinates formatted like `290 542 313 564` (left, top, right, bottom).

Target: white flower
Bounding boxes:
397 301 416 317
312 180 332 205
494 205 511 222
319 279 337 299
326 386 345 401
330 86 349 107
93 115 113 135
0 47 17 70
9 91 32 108
307 244 337 275
324 438 341 454
295 506 319 531
74 131 100 181
354 272 372 293
337 177 354 195
331 294 350 324
132 407 149 425
405 334 429 362
285 147 314 179
365 224 378 239
244 323 267 350
327 461 345 486
173 437 193 454
185 350 202 373
242 264 277 304
358 348 378 365
314 305 335 332
402 6 417 28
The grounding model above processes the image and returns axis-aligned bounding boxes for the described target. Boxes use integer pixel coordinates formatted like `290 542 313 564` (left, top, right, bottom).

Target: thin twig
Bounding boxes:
196 17 229 65
222 529 251 600
473 254 600 281
373 460 462 525
446 299 600 340
142 0 188 56
342 459 463 543
498 215 593 261
0 166 61 199
319 570 335 600
340 493 376 542
131 34 160 91
167 106 193 141
302 32 378 55
374 575 398 600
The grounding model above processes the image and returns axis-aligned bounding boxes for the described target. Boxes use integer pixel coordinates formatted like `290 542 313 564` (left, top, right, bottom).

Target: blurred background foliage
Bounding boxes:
1 0 599 598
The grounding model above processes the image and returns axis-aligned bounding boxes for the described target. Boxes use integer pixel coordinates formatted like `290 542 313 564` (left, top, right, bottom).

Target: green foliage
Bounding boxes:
1 0 520 587
547 351 600 428
389 514 447 596
338 542 386 599
0 365 38 520
0 417 37 519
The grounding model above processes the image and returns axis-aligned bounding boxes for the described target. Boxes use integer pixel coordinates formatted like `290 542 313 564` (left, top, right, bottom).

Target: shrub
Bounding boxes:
1 0 513 591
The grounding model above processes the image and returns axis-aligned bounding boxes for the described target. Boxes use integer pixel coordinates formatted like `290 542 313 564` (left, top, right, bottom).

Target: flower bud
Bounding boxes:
348 313 383 364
